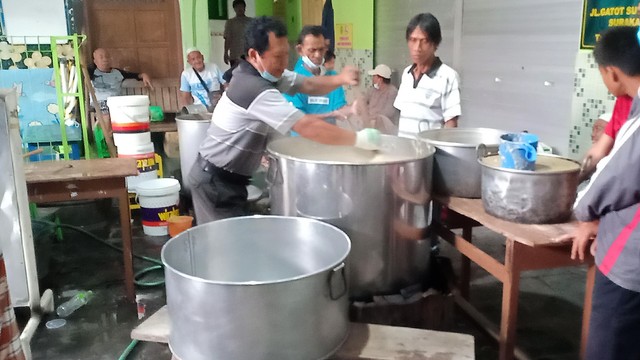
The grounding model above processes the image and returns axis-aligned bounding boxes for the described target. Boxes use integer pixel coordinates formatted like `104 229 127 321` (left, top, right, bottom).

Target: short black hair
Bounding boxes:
406 13 442 46
232 0 246 8
594 26 640 76
245 16 288 55
297 25 325 45
325 50 336 61
382 77 391 84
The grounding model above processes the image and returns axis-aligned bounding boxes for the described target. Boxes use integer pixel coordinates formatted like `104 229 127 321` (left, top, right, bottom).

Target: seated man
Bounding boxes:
179 48 226 111
580 95 633 181
284 25 348 135
88 48 152 116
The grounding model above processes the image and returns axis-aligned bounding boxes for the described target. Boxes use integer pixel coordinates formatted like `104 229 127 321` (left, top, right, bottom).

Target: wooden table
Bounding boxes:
432 196 595 360
131 306 475 360
24 158 138 301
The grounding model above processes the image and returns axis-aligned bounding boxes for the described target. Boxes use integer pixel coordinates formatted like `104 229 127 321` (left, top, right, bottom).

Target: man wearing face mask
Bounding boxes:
284 25 349 133
189 17 382 224
362 64 400 127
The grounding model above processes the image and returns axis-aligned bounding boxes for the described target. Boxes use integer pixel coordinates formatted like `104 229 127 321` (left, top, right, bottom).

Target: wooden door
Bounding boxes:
301 0 324 26
85 0 182 78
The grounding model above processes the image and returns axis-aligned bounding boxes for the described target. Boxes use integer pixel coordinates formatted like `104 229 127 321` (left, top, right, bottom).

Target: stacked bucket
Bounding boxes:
107 95 181 236
107 95 158 191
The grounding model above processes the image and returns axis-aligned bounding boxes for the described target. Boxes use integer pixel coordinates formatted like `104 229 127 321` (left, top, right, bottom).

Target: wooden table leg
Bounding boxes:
499 239 522 360
580 263 596 359
118 187 135 302
460 226 472 300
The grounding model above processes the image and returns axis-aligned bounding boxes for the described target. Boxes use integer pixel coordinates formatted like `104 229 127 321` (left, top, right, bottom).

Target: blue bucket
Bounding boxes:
499 133 538 170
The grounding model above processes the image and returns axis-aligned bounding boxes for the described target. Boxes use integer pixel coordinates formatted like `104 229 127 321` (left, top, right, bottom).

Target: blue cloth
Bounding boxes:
0 68 58 131
284 58 346 136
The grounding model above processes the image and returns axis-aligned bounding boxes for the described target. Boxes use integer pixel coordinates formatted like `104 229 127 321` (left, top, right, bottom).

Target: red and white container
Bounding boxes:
117 142 158 192
107 95 151 147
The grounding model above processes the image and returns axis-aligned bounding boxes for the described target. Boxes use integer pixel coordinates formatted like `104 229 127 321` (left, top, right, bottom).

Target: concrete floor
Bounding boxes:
20 201 588 360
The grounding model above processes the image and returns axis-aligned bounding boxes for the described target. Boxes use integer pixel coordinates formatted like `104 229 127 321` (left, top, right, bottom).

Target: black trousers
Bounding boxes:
586 268 640 360
188 155 249 225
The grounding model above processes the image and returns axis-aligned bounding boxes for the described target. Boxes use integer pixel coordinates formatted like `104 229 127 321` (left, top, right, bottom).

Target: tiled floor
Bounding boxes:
21 202 587 360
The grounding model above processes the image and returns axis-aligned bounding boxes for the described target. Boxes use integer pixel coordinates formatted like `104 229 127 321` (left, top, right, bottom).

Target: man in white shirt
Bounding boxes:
393 13 461 138
179 48 226 110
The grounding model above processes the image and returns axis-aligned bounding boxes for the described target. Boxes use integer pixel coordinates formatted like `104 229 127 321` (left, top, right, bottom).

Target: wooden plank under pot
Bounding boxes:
131 305 475 359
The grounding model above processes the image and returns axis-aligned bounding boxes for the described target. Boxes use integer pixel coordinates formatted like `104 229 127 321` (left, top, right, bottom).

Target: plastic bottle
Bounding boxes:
56 291 95 318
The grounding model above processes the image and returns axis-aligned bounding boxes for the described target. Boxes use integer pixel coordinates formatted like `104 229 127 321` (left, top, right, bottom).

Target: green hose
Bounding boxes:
117 340 139 360
33 219 164 359
32 219 165 287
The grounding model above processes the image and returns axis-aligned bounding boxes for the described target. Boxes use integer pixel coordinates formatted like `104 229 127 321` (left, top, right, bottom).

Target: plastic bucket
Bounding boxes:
118 142 158 192
113 132 152 147
499 133 538 170
136 179 181 236
107 95 151 134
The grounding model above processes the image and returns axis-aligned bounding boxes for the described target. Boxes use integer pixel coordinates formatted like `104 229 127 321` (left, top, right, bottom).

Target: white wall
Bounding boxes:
3 0 68 39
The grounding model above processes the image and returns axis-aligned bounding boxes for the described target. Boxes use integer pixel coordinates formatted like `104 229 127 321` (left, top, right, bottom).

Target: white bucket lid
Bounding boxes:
136 178 181 197
107 95 150 107
117 142 155 155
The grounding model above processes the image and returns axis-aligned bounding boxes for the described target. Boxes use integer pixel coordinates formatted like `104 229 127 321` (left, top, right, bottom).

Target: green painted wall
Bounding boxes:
333 0 373 49
255 0 273 16
179 0 211 64
286 0 302 42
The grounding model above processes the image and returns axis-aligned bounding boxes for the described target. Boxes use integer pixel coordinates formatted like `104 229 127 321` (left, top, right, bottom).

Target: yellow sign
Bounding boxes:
335 23 353 49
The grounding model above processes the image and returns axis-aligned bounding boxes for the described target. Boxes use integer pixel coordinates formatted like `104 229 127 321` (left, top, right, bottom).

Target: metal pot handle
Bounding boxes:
265 154 279 186
328 263 347 300
476 143 488 159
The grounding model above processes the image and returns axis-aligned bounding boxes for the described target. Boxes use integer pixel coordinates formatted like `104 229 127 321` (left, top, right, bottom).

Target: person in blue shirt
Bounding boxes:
284 26 348 135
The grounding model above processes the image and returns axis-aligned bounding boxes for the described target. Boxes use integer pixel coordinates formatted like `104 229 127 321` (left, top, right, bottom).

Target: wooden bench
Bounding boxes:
122 78 181 113
122 78 179 133
132 305 475 359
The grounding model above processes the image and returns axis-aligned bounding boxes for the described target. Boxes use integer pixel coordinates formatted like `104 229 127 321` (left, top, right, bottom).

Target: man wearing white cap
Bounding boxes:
364 64 400 126
179 48 226 110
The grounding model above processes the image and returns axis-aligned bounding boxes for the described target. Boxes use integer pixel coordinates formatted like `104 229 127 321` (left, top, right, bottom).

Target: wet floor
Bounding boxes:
22 201 585 360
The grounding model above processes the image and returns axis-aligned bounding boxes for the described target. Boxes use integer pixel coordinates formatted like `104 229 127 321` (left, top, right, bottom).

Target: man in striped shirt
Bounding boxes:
189 17 381 224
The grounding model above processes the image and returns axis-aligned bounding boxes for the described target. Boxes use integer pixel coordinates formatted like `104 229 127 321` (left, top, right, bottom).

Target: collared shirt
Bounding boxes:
574 94 640 292
224 16 252 60
393 57 461 137
198 61 305 176
180 63 226 106
284 58 346 126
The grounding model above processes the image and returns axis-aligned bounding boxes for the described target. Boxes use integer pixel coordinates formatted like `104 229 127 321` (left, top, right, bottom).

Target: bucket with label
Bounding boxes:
499 133 538 171
107 95 151 147
117 142 158 192
136 179 181 236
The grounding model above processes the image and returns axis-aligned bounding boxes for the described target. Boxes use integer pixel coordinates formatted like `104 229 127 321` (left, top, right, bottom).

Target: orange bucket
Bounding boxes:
168 216 194 237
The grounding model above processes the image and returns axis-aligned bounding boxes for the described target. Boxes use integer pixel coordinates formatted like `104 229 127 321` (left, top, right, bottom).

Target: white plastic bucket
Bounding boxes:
137 178 181 236
108 95 151 134
113 132 151 147
118 142 159 192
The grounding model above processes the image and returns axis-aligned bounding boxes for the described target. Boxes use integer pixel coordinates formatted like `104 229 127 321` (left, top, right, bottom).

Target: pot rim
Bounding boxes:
266 135 435 166
417 127 508 148
160 215 352 286
478 154 581 175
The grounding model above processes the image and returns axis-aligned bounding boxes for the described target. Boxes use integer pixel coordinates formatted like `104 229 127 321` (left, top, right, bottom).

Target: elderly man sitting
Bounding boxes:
179 48 226 111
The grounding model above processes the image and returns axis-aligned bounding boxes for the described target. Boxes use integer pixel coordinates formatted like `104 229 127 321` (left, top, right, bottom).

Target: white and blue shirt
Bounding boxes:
180 63 226 107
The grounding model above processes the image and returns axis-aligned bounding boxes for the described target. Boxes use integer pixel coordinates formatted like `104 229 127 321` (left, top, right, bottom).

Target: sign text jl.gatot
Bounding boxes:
581 0 639 49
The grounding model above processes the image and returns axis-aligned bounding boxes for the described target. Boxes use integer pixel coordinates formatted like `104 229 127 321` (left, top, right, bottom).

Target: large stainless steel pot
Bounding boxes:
162 216 351 360
418 128 507 198
478 154 580 224
175 113 211 192
267 136 435 298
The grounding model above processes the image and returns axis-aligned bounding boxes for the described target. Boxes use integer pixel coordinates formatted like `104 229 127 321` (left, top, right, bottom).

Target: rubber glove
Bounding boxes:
354 128 382 150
